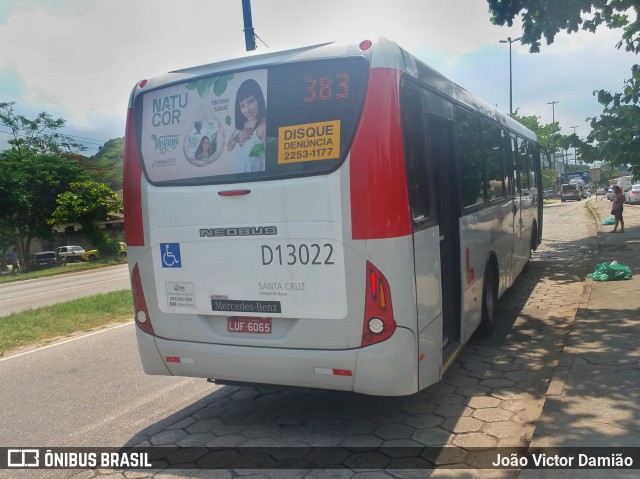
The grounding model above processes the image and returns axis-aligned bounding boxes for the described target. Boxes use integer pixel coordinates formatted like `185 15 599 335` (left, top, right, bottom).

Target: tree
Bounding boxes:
0 101 85 154
487 1 637 54
511 113 563 185
541 167 558 189
587 67 640 170
0 103 92 268
511 112 563 150
50 181 123 256
0 149 89 267
487 1 640 174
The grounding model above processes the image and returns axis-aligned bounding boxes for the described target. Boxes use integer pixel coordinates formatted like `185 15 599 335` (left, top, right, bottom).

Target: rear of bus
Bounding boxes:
124 39 422 396
560 183 581 202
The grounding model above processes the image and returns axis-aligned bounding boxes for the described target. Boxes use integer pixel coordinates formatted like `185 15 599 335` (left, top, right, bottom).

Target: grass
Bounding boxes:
0 257 127 284
0 289 133 356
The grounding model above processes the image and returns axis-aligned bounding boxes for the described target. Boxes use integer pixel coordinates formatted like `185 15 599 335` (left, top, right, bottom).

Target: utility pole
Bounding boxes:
241 0 256 52
547 100 559 123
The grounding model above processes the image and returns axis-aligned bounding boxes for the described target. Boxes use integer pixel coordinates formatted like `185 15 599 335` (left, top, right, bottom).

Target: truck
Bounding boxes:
617 176 633 193
561 183 583 202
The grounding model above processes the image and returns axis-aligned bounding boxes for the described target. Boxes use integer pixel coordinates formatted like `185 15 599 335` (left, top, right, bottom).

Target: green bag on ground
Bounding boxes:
588 262 633 281
603 217 615 225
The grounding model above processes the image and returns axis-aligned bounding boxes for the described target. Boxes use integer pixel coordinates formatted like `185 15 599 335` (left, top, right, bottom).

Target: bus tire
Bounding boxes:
478 262 498 337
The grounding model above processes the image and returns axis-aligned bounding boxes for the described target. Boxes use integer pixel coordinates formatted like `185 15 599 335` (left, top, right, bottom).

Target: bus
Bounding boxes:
561 182 583 202
124 38 542 396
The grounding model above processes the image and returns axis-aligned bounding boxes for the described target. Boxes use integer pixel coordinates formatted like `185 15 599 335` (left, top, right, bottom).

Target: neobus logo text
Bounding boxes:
199 226 277 237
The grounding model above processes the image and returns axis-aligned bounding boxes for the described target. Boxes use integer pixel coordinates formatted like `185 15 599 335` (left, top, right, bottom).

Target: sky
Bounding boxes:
0 0 637 157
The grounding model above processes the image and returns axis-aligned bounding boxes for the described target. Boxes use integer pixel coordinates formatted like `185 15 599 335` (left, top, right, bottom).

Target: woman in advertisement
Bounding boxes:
226 79 267 173
194 135 212 162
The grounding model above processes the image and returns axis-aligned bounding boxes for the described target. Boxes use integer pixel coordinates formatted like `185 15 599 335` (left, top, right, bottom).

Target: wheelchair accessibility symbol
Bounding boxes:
161 243 182 268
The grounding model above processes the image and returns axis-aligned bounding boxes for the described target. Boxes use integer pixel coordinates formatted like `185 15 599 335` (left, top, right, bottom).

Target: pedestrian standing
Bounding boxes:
10 247 19 274
610 185 625 233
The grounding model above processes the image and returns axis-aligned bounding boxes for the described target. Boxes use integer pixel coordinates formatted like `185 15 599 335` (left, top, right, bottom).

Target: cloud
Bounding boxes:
0 0 636 148
0 65 26 99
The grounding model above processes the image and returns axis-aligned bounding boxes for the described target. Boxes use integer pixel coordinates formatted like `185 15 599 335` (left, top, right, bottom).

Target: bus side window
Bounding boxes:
518 137 531 192
502 129 512 197
483 121 506 201
455 108 484 208
511 135 520 198
401 84 431 224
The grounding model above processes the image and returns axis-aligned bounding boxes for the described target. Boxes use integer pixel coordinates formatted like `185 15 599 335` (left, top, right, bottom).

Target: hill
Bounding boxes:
87 138 124 190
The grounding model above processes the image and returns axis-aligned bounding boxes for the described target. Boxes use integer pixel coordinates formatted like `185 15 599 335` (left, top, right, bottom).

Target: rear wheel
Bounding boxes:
478 263 498 336
88 254 98 261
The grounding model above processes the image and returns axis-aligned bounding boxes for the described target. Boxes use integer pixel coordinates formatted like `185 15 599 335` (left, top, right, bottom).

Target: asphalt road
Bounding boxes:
0 322 216 447
0 264 131 317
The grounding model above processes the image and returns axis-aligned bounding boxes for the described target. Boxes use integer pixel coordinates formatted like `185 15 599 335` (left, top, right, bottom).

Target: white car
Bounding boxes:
596 187 606 196
54 245 85 263
625 184 640 204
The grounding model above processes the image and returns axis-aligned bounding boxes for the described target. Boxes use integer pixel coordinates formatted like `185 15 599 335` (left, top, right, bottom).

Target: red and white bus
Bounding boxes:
124 38 542 396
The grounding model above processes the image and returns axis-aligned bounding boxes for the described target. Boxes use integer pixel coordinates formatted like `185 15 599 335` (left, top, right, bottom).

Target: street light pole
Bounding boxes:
547 100 559 123
570 126 578 165
499 36 522 116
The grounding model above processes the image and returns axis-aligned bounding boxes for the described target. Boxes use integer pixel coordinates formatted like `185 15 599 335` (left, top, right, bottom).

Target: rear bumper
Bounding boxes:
135 326 418 396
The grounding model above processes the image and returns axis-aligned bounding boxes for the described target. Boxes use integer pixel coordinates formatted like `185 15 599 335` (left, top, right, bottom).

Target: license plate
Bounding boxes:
227 317 272 334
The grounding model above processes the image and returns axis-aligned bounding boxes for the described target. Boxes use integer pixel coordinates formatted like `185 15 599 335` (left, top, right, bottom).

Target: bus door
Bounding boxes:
510 133 525 275
427 113 461 363
401 84 460 387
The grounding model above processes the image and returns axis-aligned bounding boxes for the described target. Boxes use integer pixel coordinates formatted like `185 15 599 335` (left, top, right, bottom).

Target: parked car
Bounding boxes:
54 245 85 263
82 242 127 261
596 187 606 196
31 251 60 269
625 184 640 205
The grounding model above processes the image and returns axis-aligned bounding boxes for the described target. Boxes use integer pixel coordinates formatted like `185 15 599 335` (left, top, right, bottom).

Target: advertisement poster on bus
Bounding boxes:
140 70 267 182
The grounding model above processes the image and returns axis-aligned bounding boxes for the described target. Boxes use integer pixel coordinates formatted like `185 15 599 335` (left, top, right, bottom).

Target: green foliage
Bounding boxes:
0 149 89 264
186 74 234 98
488 0 639 54
51 181 122 224
587 63 640 172
0 103 127 267
488 1 640 174
588 100 640 171
85 138 124 190
0 289 132 354
50 181 123 254
0 101 85 154
541 167 557 189
249 143 265 158
511 113 563 152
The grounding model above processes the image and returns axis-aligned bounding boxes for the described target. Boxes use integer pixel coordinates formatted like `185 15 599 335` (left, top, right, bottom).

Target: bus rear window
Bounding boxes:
136 58 369 185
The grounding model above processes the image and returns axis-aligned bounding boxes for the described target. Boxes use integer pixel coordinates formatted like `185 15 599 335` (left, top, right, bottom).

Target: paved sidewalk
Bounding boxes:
522 197 640 478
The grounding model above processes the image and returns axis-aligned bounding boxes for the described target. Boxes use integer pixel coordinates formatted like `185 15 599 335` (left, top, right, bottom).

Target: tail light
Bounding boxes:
361 261 396 346
124 107 144 246
359 40 373 51
131 263 154 335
